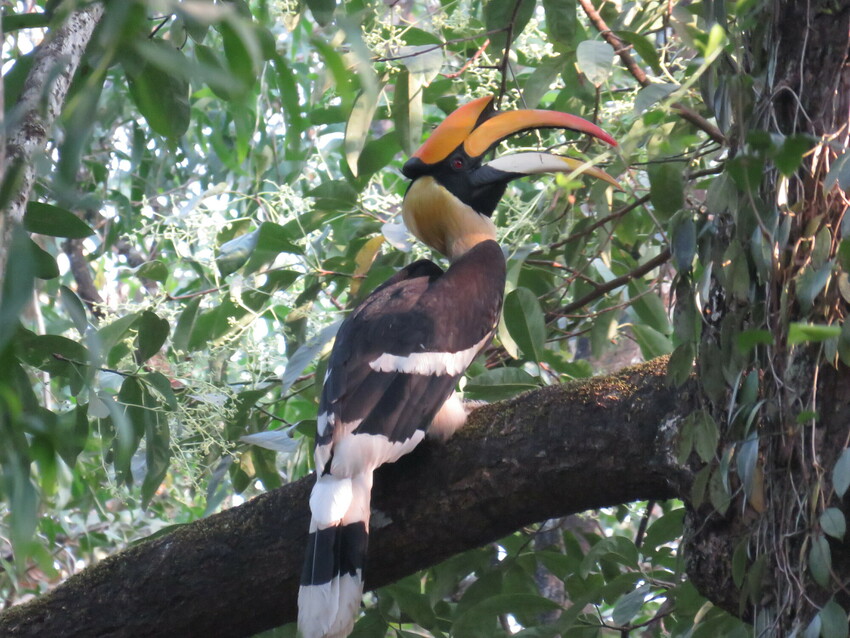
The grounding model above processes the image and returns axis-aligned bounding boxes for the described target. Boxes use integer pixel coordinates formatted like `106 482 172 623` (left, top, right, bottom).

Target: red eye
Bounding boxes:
451 157 464 170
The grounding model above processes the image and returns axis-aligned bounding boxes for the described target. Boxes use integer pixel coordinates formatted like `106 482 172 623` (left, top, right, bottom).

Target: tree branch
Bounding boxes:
577 0 725 146
0 358 693 638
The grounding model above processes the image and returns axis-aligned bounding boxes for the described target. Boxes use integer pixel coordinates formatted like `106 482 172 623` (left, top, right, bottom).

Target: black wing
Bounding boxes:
314 240 506 477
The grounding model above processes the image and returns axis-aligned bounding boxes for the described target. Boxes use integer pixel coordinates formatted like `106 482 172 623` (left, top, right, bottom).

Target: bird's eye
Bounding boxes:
451 157 464 170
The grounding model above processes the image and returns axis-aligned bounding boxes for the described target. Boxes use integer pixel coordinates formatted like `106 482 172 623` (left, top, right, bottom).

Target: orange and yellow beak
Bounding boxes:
402 95 619 189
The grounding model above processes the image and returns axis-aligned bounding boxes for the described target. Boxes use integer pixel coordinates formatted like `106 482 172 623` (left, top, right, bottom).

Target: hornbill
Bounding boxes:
298 95 618 638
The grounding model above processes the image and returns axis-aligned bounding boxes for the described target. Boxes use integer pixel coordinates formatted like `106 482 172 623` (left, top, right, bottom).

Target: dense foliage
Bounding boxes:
2 0 848 635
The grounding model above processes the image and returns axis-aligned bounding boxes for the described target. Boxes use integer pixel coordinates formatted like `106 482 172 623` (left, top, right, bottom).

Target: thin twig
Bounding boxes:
373 30 506 63
496 0 526 107
547 248 672 322
443 38 490 78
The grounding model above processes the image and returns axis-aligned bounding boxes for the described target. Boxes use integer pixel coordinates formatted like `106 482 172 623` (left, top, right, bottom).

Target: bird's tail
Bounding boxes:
298 472 372 638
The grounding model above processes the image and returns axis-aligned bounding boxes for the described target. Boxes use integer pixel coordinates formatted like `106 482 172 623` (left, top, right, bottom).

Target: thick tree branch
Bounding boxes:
0 2 104 281
0 358 694 638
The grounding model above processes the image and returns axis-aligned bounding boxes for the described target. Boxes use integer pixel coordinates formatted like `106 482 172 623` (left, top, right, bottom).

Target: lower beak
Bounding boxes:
470 152 621 190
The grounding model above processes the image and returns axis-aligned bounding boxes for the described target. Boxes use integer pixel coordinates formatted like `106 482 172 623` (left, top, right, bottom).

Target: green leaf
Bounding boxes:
143 372 179 411
305 0 336 26
136 311 170 362
280 320 343 395
24 202 94 238
240 430 299 453
732 538 749 588
736 433 759 502
453 593 560 637
394 71 419 156
649 162 685 218
243 224 303 275
483 0 536 52
398 44 443 86
141 388 170 508
642 507 685 552
833 448 850 498
522 56 564 107
503 287 546 362
694 411 719 463
820 599 849 638
634 83 678 115
102 388 137 485
617 31 662 74
821 508 846 541
220 20 261 92
464 367 539 402
776 134 815 177
29 237 59 280
667 342 694 386
173 297 202 353
60 285 88 334
217 229 260 277
824 152 850 193
631 323 674 359
0 228 35 351
345 89 380 178
542 0 576 46
737 329 774 353
96 312 140 358
612 583 651 626
576 40 614 86
628 280 670 335
125 42 190 139
670 212 696 272
809 532 831 587
796 261 835 312
788 323 841 345
135 260 169 283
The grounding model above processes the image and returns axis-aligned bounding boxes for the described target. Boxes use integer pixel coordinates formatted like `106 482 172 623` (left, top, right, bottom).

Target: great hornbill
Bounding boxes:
298 95 618 638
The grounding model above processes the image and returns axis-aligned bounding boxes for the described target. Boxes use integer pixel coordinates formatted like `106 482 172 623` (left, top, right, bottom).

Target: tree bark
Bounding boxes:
0 2 104 282
0 358 695 638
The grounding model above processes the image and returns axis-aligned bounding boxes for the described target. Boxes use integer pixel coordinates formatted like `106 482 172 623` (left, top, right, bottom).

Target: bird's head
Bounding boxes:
401 95 618 260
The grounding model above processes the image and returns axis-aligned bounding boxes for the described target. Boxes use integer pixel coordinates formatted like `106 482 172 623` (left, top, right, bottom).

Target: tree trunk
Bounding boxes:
0 3 104 282
683 0 850 633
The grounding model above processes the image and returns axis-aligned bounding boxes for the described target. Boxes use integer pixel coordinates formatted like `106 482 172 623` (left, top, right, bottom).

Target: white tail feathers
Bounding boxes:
298 473 373 638
309 475 353 527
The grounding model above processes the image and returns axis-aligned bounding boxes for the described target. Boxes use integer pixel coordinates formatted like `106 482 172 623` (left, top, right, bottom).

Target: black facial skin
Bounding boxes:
402 148 522 218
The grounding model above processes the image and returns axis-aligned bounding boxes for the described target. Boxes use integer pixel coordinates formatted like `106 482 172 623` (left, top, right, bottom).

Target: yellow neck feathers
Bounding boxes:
402 177 497 261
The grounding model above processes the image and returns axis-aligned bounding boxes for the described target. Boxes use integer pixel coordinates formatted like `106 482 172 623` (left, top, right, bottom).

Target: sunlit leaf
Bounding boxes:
240 430 300 453
576 40 614 86
787 323 840 345
280 320 343 395
345 89 380 178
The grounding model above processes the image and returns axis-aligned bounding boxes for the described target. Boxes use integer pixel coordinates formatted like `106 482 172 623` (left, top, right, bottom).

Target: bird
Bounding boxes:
297 95 618 638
